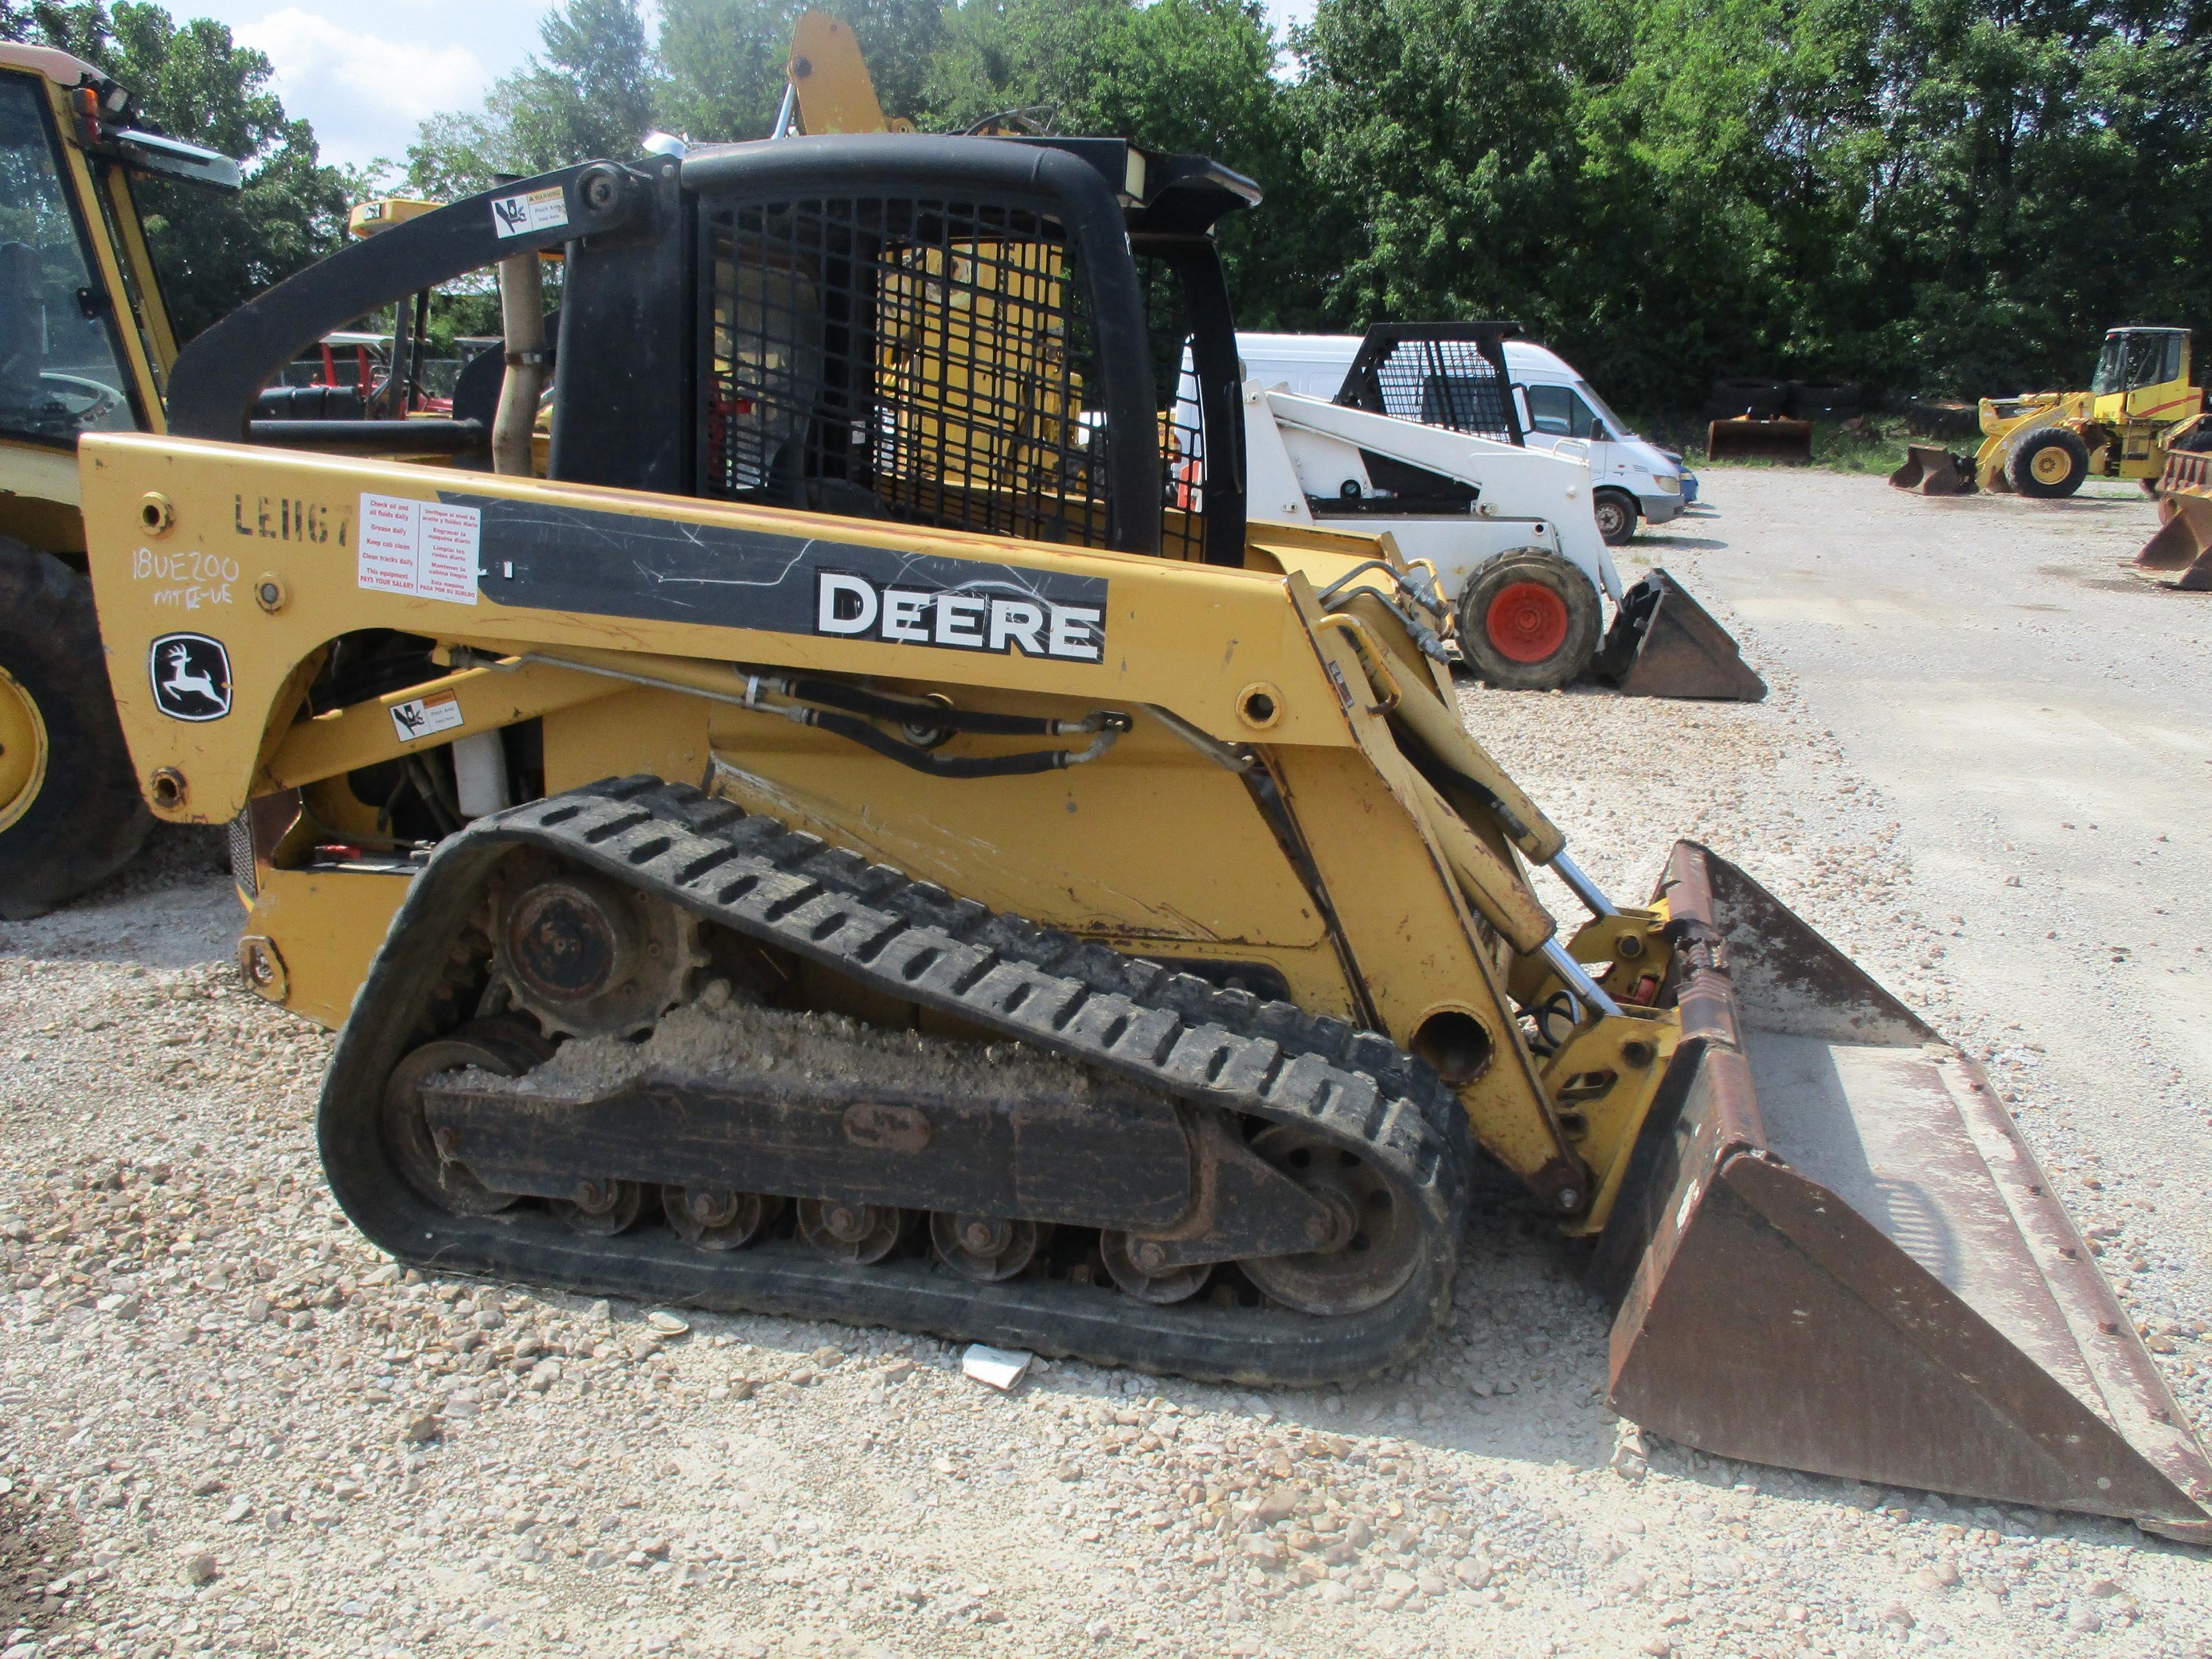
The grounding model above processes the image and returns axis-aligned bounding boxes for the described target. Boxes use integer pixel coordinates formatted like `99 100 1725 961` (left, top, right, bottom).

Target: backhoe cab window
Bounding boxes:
0 77 137 444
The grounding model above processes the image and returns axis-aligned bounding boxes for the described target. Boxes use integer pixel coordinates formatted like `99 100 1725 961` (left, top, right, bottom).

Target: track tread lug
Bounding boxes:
337 777 1470 1389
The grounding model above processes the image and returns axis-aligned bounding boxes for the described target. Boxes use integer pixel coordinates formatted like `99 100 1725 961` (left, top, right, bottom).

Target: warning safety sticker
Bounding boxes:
358 493 480 605
491 185 568 239
389 689 465 744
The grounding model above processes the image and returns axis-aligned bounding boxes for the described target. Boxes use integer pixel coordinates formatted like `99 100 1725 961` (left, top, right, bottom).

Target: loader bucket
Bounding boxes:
1888 445 1978 497
1705 416 1813 465
1593 844 2212 1541
2135 492 2212 591
1592 570 1767 702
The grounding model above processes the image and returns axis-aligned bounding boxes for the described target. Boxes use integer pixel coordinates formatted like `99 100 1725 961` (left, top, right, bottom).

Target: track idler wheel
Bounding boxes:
381 1024 549 1217
552 1177 645 1236
798 1198 904 1264
664 1185 777 1251
1236 1126 1421 1316
930 1212 1046 1282
1098 1231 1212 1305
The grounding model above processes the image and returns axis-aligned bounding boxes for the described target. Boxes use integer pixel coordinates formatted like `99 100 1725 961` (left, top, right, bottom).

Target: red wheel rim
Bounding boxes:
1485 581 1571 664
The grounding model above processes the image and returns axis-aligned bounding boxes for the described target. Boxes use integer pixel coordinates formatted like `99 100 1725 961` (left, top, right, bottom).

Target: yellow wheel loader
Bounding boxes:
65 26 2212 1540
0 43 241 915
1892 324 2205 498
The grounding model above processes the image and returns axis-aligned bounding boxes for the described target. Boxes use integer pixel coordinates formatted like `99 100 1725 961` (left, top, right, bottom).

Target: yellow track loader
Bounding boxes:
0 43 241 915
1893 325 2204 498
66 23 2212 1540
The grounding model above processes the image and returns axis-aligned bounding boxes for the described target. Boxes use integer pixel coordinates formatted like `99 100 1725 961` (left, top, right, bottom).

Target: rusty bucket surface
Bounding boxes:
1706 416 1813 465
1594 844 2212 1541
1593 570 1767 702
2136 456 2212 590
1889 445 1978 497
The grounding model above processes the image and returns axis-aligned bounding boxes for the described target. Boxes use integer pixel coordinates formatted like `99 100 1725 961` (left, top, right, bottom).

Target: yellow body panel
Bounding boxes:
75 429 1687 1226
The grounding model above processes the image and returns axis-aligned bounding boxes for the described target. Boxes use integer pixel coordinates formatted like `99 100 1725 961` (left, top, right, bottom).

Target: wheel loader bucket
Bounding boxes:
1593 845 2212 1540
1592 570 1767 702
1888 445 1978 497
2135 491 2212 591
1705 416 1813 464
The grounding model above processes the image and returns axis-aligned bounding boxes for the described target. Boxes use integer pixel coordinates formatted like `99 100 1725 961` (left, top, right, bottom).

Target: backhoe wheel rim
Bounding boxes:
0 665 50 835
1237 1124 1422 1316
2031 445 2073 485
1485 581 1572 664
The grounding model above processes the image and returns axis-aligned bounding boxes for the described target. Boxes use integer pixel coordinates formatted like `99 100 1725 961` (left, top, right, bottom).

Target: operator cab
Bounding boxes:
0 45 237 452
2089 326 2195 423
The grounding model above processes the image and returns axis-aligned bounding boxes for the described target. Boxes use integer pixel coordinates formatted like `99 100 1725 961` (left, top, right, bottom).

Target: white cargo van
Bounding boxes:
1235 331 1695 544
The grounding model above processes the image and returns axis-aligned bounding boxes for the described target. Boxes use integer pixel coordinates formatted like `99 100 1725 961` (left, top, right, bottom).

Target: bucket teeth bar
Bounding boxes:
318 777 1470 1386
1596 843 2212 1541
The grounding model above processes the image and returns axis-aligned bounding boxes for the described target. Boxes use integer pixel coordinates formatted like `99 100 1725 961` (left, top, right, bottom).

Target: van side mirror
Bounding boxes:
1588 419 1606 441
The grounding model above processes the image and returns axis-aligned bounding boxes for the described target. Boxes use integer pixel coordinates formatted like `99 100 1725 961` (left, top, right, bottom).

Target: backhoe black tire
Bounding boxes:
2008 427 2089 498
1456 548 1603 691
0 540 151 919
1592 488 1639 546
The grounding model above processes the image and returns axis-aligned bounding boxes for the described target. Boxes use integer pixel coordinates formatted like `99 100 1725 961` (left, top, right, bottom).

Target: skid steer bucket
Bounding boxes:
1592 570 1767 702
1705 416 1813 464
1888 445 1978 497
1592 846 2212 1540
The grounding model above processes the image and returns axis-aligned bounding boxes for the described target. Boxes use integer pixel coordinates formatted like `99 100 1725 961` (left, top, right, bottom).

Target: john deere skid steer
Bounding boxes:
67 31 2212 1539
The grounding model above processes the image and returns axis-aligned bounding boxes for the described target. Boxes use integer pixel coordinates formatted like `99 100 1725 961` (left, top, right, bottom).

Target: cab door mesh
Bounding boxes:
701 194 1119 548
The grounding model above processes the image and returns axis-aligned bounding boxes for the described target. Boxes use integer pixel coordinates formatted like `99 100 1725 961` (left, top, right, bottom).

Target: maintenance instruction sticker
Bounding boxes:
491 185 567 239
389 689 465 744
358 493 481 605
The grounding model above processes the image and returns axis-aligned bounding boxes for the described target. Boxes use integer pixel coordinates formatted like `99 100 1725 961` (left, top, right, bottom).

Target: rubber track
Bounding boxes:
320 777 1471 1385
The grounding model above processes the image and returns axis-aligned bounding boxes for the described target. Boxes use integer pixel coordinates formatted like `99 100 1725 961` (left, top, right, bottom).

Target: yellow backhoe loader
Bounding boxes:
0 43 241 915
1892 325 2204 498
65 17 2212 1540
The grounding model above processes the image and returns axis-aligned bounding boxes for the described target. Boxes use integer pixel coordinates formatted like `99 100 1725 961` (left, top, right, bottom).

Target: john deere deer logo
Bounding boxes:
148 632 232 722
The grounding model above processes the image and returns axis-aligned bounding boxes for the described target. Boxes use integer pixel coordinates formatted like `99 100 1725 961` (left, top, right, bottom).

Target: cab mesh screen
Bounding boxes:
1138 251 1206 563
702 195 1123 548
1342 336 1516 443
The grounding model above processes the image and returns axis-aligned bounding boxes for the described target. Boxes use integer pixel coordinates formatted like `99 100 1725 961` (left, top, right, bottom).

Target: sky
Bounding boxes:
157 1 1321 174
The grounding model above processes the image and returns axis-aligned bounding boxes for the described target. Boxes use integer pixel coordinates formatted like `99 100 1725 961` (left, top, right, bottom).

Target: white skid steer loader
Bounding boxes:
1233 350 1766 699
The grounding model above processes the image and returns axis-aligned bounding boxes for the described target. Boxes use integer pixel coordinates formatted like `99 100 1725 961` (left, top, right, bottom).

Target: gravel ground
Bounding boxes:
3 477 2210 1659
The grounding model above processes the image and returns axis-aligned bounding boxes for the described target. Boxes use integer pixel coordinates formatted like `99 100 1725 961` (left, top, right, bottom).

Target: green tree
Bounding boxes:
5 1 355 343
406 0 658 197
655 0 945 143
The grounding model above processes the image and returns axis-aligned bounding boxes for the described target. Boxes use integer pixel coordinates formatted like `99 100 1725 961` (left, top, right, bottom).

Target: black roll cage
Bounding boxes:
162 133 1258 565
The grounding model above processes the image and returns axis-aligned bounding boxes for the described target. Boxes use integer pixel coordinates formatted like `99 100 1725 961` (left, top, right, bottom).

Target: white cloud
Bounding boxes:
232 8 486 170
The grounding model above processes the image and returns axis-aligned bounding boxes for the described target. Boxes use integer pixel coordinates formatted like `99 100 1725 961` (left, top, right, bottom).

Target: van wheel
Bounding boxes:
1592 489 1638 546
0 541 151 919
1456 548 1603 692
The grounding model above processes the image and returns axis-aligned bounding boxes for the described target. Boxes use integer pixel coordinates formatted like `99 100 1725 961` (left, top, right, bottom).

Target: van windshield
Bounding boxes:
1574 380 1633 438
